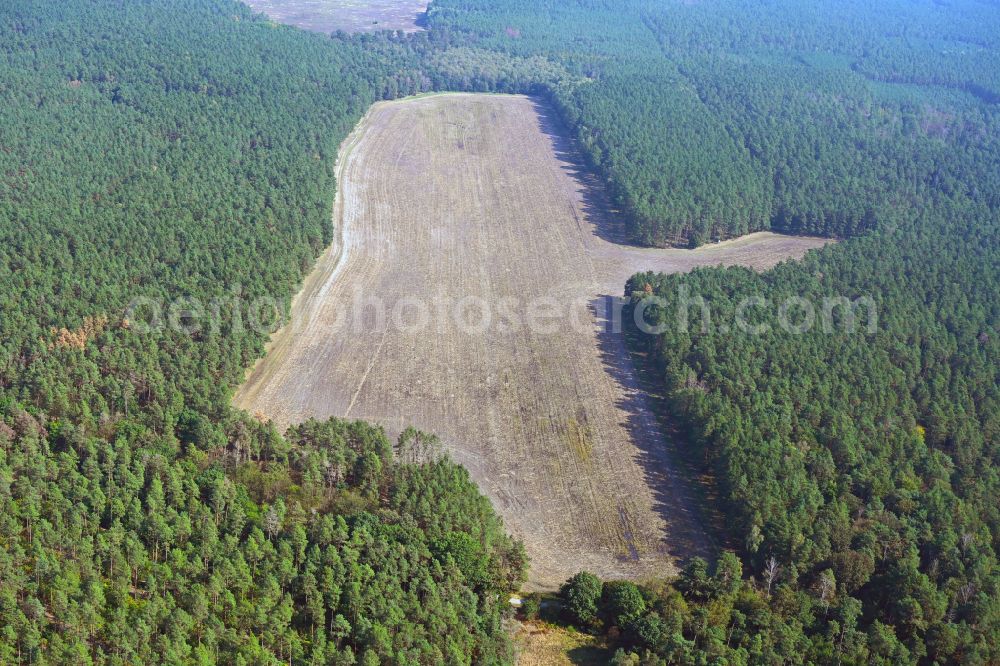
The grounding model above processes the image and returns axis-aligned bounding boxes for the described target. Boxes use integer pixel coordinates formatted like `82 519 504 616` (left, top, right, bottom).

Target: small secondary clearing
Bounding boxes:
242 0 427 34
234 93 828 588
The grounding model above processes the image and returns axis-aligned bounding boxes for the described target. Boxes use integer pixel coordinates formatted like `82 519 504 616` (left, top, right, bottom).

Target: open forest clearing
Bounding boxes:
234 93 829 588
242 0 427 33
513 621 610 665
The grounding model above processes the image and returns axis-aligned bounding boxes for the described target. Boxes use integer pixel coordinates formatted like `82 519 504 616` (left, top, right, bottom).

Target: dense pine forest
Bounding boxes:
613 213 999 663
1 0 998 664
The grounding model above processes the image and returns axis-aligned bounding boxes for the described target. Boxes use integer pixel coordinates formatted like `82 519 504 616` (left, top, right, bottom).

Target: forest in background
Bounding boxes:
1 0 998 663
423 0 1000 246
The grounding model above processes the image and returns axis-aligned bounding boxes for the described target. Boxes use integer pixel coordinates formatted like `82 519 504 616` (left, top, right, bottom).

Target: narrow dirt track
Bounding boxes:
234 93 829 589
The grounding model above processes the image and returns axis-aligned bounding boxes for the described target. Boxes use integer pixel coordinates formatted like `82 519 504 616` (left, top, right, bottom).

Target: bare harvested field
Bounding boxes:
242 0 427 34
234 93 829 588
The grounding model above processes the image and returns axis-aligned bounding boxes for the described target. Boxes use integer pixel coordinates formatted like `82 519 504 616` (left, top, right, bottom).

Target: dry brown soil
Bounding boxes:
513 621 609 666
234 93 830 589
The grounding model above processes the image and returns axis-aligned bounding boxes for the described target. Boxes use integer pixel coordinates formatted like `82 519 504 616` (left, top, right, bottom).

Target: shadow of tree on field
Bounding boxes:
528 97 649 249
567 644 614 666
524 94 722 568
587 290 720 567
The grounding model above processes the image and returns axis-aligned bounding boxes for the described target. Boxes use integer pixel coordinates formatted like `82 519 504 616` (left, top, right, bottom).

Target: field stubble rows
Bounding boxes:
234 93 829 588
